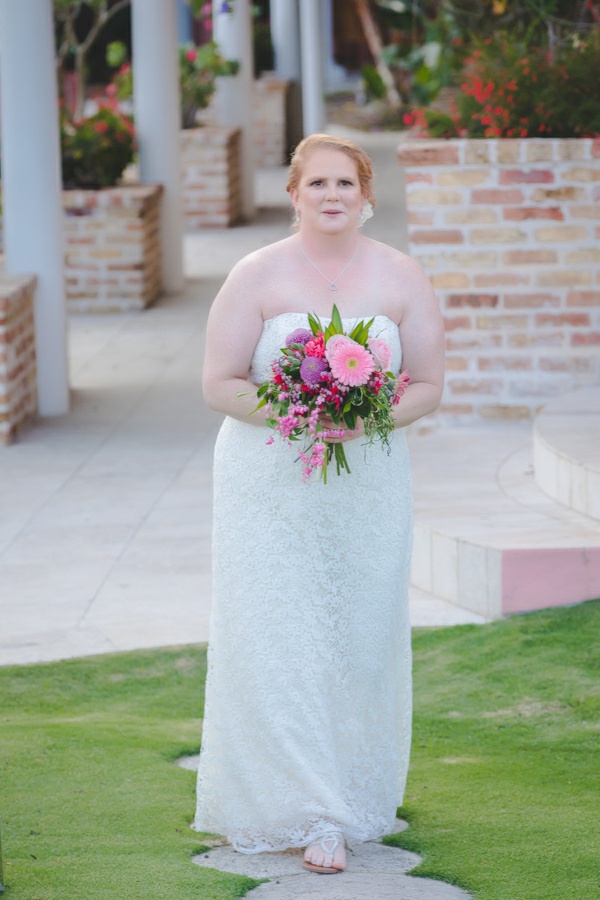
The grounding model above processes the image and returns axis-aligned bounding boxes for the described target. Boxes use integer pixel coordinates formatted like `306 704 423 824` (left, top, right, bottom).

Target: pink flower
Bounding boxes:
393 371 410 404
185 48 198 63
325 333 356 361
329 340 374 386
367 337 392 371
305 334 325 358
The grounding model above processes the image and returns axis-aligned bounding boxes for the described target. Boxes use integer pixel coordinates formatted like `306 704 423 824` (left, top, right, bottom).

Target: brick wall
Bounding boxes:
180 126 242 229
397 138 600 422
0 275 37 444
252 76 289 167
63 184 163 313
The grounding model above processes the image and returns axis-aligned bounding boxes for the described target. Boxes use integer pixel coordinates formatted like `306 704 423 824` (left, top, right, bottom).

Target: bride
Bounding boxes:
193 133 445 874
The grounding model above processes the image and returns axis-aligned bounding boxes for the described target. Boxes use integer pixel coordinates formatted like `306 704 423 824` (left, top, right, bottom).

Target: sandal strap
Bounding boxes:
316 832 343 856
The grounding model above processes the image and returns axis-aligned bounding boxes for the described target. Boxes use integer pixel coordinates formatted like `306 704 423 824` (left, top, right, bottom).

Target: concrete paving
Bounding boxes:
0 130 486 668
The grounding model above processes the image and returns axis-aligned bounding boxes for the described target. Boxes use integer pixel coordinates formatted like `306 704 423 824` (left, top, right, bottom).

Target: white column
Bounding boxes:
0 0 69 415
131 0 184 293
299 0 325 135
212 0 255 220
271 0 301 80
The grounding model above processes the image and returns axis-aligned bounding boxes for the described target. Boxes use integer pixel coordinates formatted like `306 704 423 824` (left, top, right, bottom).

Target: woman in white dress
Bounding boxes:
194 134 445 874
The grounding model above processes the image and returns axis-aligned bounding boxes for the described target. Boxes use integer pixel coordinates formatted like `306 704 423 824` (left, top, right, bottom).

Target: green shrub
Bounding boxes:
361 64 387 101
61 106 136 189
420 29 600 138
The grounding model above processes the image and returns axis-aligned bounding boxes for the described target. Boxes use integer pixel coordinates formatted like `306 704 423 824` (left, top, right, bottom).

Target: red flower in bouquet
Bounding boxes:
253 305 409 483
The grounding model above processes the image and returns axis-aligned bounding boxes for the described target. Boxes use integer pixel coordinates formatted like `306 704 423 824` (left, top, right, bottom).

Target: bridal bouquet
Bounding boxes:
253 305 409 483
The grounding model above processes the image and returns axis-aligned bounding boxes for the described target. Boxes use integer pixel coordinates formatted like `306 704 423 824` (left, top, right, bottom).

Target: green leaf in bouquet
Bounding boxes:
307 311 322 335
252 397 268 412
344 409 357 430
331 304 344 333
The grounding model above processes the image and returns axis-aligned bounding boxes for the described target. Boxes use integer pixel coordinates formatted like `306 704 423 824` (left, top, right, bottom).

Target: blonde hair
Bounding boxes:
286 134 376 207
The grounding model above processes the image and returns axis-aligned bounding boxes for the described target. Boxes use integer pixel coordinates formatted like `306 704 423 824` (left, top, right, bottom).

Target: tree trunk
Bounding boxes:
353 0 401 106
74 50 86 120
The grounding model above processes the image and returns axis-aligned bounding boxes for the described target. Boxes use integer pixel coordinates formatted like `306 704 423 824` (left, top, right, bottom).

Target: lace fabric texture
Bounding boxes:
194 313 413 853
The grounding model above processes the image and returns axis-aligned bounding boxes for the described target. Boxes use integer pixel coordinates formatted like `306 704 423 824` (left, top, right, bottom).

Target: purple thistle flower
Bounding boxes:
285 328 313 347
300 356 328 384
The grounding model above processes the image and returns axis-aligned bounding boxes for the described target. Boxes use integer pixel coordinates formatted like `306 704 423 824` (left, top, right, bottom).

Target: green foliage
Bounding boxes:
61 105 136 189
105 39 238 129
361 64 387 101
179 41 239 128
421 29 600 138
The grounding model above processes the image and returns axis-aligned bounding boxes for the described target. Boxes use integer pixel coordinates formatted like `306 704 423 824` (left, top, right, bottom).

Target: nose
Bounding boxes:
325 181 339 200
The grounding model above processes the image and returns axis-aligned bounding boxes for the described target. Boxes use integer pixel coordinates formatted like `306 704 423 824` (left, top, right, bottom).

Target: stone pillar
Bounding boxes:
271 0 301 80
299 0 326 135
212 0 255 220
131 0 184 292
0 0 69 416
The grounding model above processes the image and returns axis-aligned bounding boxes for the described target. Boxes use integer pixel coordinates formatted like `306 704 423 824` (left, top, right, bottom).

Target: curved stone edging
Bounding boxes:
178 755 472 899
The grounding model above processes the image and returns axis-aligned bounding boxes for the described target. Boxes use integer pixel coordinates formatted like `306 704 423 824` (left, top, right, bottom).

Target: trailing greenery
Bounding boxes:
0 600 598 898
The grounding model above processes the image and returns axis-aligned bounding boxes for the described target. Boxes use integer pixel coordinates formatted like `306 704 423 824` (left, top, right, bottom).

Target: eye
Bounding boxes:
339 180 353 186
310 179 323 186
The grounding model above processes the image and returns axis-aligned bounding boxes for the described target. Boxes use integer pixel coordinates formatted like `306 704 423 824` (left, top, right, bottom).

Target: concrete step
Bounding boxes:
407 422 600 619
533 385 600 522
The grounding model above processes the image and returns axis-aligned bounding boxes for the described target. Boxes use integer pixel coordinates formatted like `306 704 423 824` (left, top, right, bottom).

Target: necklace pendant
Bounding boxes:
328 283 337 291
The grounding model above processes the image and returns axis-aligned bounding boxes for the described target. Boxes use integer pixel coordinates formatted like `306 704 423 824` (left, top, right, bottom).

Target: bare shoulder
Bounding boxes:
366 237 431 286
225 236 295 287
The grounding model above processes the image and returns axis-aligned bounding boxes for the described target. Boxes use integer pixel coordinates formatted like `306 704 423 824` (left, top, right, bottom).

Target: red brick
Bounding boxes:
445 357 470 370
397 144 460 166
447 294 499 308
408 211 435 226
406 172 433 184
502 249 558 265
535 313 590 327
476 315 528 330
571 332 600 345
539 357 595 372
499 169 554 184
478 405 532 420
503 207 564 221
440 403 474 415
449 378 503 394
504 293 559 309
443 316 471 331
478 356 532 371
567 291 600 306
446 334 503 350
472 189 525 204
411 229 464 244
474 273 530 287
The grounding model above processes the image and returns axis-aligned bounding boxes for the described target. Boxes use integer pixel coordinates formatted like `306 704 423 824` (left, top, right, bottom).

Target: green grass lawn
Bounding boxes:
0 599 598 899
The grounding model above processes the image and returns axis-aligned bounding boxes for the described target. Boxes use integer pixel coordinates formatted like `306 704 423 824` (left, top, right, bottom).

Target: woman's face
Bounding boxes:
289 148 365 236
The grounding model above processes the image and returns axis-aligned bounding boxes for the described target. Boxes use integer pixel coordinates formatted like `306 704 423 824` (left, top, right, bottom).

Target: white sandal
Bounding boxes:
303 831 346 874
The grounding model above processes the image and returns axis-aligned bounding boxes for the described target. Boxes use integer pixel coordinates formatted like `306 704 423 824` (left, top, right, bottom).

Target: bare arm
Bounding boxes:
202 255 270 425
391 258 445 427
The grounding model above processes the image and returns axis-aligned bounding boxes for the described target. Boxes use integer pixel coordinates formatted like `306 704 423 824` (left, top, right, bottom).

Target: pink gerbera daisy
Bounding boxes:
329 340 374 386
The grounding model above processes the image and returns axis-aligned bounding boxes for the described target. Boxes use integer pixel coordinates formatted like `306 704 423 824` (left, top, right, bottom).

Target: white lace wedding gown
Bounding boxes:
194 313 413 853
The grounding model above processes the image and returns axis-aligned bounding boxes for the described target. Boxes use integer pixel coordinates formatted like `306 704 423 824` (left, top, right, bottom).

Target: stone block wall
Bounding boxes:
0 275 37 444
63 184 163 313
397 138 600 422
180 126 242 229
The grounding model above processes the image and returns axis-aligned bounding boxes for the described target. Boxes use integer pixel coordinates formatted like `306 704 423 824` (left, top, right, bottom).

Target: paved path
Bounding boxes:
0 131 485 668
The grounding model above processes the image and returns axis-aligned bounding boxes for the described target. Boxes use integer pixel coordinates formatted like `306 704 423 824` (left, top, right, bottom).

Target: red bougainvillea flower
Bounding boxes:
185 48 197 63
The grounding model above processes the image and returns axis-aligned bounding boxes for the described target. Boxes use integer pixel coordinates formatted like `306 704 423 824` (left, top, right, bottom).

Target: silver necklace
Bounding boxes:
300 242 357 291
